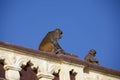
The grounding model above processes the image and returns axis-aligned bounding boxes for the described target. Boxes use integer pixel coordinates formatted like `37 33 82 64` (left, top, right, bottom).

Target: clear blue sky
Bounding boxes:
0 0 120 70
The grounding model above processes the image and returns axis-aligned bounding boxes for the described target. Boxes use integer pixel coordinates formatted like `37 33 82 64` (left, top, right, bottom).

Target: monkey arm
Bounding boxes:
54 42 64 53
55 42 63 50
89 56 99 64
51 38 63 50
85 54 96 62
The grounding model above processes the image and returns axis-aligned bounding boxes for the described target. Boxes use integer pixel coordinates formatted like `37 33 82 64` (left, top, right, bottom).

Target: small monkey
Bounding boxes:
84 49 99 65
39 28 64 54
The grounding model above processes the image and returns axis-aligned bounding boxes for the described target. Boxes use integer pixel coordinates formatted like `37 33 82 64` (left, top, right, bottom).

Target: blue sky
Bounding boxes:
0 0 120 70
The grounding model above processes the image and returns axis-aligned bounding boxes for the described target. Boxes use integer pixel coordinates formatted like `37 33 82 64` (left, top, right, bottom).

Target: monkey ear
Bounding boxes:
60 31 63 34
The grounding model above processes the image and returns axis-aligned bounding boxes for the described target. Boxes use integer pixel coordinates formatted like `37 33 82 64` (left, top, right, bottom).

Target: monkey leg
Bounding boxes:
39 43 55 53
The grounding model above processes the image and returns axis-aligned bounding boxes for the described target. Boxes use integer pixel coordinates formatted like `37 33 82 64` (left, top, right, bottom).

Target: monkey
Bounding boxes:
84 49 99 65
39 28 64 54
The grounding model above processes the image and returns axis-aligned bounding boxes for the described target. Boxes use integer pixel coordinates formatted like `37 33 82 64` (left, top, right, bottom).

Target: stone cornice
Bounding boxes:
0 41 120 77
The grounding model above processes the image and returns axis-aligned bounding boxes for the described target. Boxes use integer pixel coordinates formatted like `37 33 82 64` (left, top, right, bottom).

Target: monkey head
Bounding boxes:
53 28 63 39
89 49 96 56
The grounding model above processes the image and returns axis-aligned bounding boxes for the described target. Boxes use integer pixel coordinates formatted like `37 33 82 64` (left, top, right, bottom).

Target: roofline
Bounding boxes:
0 41 120 77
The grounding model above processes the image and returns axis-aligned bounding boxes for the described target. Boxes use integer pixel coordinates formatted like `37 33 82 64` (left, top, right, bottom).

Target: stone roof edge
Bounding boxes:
0 41 120 77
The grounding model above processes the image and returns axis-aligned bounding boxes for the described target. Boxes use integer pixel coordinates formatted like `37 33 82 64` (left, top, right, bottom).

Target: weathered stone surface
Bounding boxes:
0 41 120 80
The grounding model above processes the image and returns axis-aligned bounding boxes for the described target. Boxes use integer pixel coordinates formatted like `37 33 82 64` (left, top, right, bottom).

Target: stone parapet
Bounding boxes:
0 41 120 80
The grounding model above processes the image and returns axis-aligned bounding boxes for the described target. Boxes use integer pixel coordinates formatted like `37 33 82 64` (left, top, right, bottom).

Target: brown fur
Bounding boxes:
84 49 99 65
39 29 63 54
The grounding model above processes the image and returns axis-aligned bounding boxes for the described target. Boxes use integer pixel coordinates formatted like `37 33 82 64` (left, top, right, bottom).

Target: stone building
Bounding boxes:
0 41 120 80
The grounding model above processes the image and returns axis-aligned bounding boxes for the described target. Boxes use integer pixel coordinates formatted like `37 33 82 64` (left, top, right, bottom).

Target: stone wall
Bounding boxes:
0 41 120 80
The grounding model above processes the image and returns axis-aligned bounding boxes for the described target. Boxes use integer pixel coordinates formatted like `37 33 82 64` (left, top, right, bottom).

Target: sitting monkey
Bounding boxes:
39 28 64 54
84 49 99 65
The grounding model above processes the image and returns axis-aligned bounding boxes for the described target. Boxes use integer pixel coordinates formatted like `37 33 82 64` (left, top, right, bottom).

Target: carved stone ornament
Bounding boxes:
30 60 60 80
0 52 30 80
4 65 21 71
37 72 54 80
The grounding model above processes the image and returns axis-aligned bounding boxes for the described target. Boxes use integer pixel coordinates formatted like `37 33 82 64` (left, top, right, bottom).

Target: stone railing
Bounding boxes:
0 41 120 80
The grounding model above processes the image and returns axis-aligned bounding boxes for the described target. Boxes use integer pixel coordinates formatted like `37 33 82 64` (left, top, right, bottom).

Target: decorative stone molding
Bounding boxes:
0 51 7 61
30 60 60 80
5 70 20 80
37 72 54 80
0 52 30 80
4 53 30 67
4 65 21 71
0 42 120 80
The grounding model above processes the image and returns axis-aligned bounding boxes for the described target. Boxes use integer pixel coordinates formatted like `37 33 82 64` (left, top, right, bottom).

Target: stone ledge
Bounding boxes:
0 41 120 77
